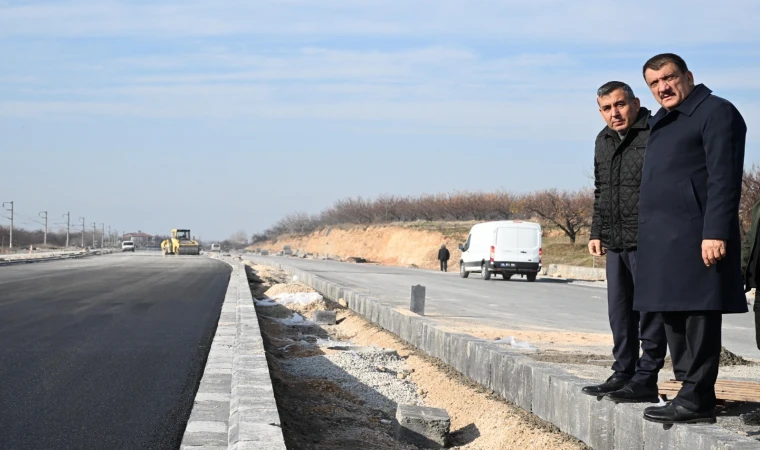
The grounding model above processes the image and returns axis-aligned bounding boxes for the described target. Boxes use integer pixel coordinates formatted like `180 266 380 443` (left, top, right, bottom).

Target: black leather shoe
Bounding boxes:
605 381 660 403
581 376 628 397
643 403 716 424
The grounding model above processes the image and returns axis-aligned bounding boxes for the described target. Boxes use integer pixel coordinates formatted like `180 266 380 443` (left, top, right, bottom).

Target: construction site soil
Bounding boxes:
246 263 588 450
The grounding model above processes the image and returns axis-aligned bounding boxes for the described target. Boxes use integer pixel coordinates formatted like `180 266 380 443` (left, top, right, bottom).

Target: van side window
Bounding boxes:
464 234 471 251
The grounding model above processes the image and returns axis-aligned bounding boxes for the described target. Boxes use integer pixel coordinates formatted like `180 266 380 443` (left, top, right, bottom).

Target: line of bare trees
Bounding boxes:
253 165 760 246
252 189 596 245
0 226 93 250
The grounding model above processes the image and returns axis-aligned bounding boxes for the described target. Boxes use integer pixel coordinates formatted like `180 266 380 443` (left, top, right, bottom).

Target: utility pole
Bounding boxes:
39 211 48 245
63 212 70 248
107 225 111 247
92 222 97 248
2 201 13 249
101 224 105 248
79 217 85 248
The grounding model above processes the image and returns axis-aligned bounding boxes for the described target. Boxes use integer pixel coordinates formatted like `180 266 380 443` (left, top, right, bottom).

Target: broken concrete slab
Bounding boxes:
312 310 337 325
395 404 451 449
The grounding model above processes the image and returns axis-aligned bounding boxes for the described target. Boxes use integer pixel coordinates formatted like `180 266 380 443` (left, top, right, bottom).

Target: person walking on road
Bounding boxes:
740 197 760 350
438 245 450 272
582 81 667 403
636 53 747 425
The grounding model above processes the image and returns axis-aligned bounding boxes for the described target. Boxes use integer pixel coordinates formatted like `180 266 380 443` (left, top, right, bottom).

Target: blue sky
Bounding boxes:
1 0 759 240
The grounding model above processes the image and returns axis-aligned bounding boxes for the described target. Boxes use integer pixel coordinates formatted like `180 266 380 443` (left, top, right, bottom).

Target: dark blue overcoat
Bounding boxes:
634 84 748 313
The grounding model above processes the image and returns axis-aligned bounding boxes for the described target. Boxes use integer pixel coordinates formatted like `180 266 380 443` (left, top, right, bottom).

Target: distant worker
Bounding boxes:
437 245 450 272
740 196 760 351
583 80 667 403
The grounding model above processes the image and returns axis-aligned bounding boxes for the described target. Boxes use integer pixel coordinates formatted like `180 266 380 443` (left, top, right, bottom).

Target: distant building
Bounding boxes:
122 231 155 246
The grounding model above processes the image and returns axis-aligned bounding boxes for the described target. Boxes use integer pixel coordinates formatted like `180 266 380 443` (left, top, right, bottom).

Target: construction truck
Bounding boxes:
161 229 200 255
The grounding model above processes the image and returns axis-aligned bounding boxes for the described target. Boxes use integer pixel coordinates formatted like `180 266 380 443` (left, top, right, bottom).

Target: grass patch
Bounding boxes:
542 235 605 269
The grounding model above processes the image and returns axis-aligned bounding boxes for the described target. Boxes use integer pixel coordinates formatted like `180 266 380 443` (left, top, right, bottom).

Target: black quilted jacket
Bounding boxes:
590 108 650 251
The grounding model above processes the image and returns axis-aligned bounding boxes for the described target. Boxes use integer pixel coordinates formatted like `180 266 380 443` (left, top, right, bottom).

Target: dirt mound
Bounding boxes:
264 283 317 297
720 347 755 367
252 225 465 270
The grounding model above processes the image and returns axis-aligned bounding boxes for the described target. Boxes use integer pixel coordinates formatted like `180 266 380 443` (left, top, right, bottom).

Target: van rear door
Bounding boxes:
494 225 540 263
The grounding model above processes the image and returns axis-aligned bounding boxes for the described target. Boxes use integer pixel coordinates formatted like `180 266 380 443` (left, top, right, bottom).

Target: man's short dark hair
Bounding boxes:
642 53 689 78
597 81 635 101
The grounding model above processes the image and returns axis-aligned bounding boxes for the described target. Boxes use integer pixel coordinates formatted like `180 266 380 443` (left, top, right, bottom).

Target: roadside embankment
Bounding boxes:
247 256 760 450
250 223 603 278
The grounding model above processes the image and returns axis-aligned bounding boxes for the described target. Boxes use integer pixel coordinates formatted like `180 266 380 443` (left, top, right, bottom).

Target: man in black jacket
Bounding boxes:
437 245 450 272
581 81 667 403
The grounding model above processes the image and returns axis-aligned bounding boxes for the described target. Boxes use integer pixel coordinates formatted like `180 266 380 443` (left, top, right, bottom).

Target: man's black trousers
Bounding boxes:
440 260 448 272
606 249 667 387
655 311 722 412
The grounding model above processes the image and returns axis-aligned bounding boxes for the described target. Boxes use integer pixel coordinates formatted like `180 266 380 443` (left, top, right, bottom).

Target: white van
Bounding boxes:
210 243 221 252
458 221 542 282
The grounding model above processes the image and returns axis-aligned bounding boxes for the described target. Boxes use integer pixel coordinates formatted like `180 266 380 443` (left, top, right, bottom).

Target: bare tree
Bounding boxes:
229 230 248 244
741 165 760 235
522 189 594 244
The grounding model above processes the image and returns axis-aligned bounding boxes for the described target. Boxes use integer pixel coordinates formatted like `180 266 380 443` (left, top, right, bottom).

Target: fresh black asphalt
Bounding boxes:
0 254 231 450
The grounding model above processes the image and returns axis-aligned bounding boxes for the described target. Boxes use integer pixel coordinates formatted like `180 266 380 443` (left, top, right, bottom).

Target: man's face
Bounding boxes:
644 62 694 110
597 89 641 133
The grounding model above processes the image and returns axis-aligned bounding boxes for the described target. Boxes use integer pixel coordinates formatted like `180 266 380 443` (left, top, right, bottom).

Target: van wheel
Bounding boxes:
460 263 469 278
481 264 491 280
502 274 512 281
527 273 537 282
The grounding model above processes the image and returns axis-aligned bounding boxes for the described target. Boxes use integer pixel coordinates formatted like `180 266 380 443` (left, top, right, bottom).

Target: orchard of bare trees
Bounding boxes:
253 166 760 246
252 189 596 245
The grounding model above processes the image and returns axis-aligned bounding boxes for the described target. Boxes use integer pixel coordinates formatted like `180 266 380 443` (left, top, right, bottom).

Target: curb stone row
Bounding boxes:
181 258 286 450
248 256 760 450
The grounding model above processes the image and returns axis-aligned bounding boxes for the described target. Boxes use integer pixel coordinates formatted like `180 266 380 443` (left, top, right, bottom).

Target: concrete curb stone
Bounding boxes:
180 258 285 450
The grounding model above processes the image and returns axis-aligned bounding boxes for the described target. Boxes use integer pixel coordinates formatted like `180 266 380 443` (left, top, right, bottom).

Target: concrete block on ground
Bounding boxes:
547 372 579 431
409 317 427 348
180 421 228 447
229 422 288 449
410 284 425 315
643 420 680 450
397 311 413 343
395 404 451 449
312 310 337 325
676 423 760 449
587 391 616 450
510 358 535 411
377 303 392 330
531 364 555 422
613 403 648 450
467 340 494 388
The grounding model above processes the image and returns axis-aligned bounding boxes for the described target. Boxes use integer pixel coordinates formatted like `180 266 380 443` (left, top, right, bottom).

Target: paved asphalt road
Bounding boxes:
0 253 231 450
250 255 758 359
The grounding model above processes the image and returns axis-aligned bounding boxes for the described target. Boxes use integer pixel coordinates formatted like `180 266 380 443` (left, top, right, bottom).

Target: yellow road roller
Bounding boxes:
161 229 200 255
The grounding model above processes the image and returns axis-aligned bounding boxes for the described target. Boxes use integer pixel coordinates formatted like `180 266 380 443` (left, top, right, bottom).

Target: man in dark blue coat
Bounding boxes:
636 53 747 424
